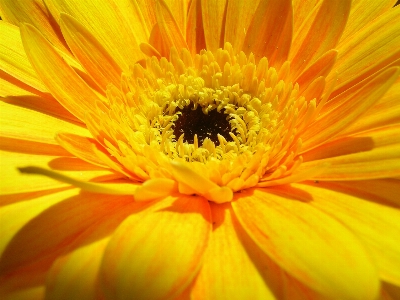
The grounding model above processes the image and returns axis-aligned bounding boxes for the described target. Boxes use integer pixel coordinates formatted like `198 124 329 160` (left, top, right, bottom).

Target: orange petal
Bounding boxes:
100 195 211 300
186 0 206 56
201 0 227 52
301 67 400 151
232 188 380 300
155 0 188 56
20 23 107 122
223 0 260 54
44 0 144 70
59 13 122 90
298 182 400 285
191 202 282 299
290 0 351 77
164 0 190 38
243 0 292 67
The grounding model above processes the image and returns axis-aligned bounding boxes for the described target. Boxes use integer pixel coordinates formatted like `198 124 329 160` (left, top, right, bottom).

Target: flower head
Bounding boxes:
1 0 400 299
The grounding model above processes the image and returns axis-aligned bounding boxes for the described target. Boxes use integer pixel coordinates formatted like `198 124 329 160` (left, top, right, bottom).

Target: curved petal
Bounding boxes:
201 0 227 52
100 195 211 300
243 0 292 67
59 13 122 90
290 0 351 76
186 0 206 56
191 202 282 299
328 6 400 96
0 0 70 54
297 182 400 285
20 23 107 122
0 99 89 145
44 0 144 70
0 192 135 290
0 21 48 92
232 188 380 300
0 151 121 195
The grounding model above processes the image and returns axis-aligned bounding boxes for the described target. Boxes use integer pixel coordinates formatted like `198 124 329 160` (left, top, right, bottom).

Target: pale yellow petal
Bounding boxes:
0 21 47 92
100 195 211 300
44 0 144 70
20 23 107 122
298 182 400 285
232 188 380 300
59 13 122 90
191 202 282 300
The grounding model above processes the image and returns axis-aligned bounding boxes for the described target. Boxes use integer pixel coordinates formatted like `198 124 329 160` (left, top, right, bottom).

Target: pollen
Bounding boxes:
88 43 323 202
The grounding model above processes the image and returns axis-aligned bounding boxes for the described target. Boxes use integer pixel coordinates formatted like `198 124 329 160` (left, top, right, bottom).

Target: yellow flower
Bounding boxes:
1 0 400 299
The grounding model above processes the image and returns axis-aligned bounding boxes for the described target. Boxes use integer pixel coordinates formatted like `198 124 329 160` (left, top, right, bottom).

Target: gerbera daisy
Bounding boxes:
1 0 400 299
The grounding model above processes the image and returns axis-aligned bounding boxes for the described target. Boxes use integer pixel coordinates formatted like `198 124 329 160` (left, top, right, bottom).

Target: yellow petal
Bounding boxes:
344 77 400 135
45 238 109 300
298 182 400 285
155 0 188 56
20 23 107 122
223 0 260 54
59 13 122 90
164 0 190 38
191 202 281 300
329 6 400 96
0 0 70 54
55 133 109 168
0 100 89 145
290 0 351 77
100 195 211 300
0 21 47 92
44 0 144 70
0 151 121 195
302 67 400 151
0 191 135 284
340 0 397 42
232 188 380 300
201 0 227 52
243 0 292 67
1 287 44 300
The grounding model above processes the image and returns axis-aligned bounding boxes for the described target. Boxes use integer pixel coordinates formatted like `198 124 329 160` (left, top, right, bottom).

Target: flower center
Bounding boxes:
172 104 233 146
89 43 324 202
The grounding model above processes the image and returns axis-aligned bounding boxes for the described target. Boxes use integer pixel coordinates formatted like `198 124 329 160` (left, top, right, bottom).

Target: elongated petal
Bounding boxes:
44 239 109 300
302 67 400 151
101 195 211 300
0 100 89 145
186 0 206 56
298 182 400 285
20 23 106 122
340 0 397 43
0 192 134 282
44 0 143 70
0 152 121 194
232 188 380 300
56 133 109 168
290 0 351 77
243 0 292 67
155 0 188 56
328 6 400 96
0 22 47 92
201 0 227 52
224 0 260 53
59 13 122 90
191 203 281 300
0 0 70 54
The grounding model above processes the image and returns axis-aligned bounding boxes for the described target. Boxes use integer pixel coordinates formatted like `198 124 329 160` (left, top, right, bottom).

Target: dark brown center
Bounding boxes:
173 104 234 145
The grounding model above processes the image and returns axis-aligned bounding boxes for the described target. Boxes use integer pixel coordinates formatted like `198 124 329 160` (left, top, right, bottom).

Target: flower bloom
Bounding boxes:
1 0 400 299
